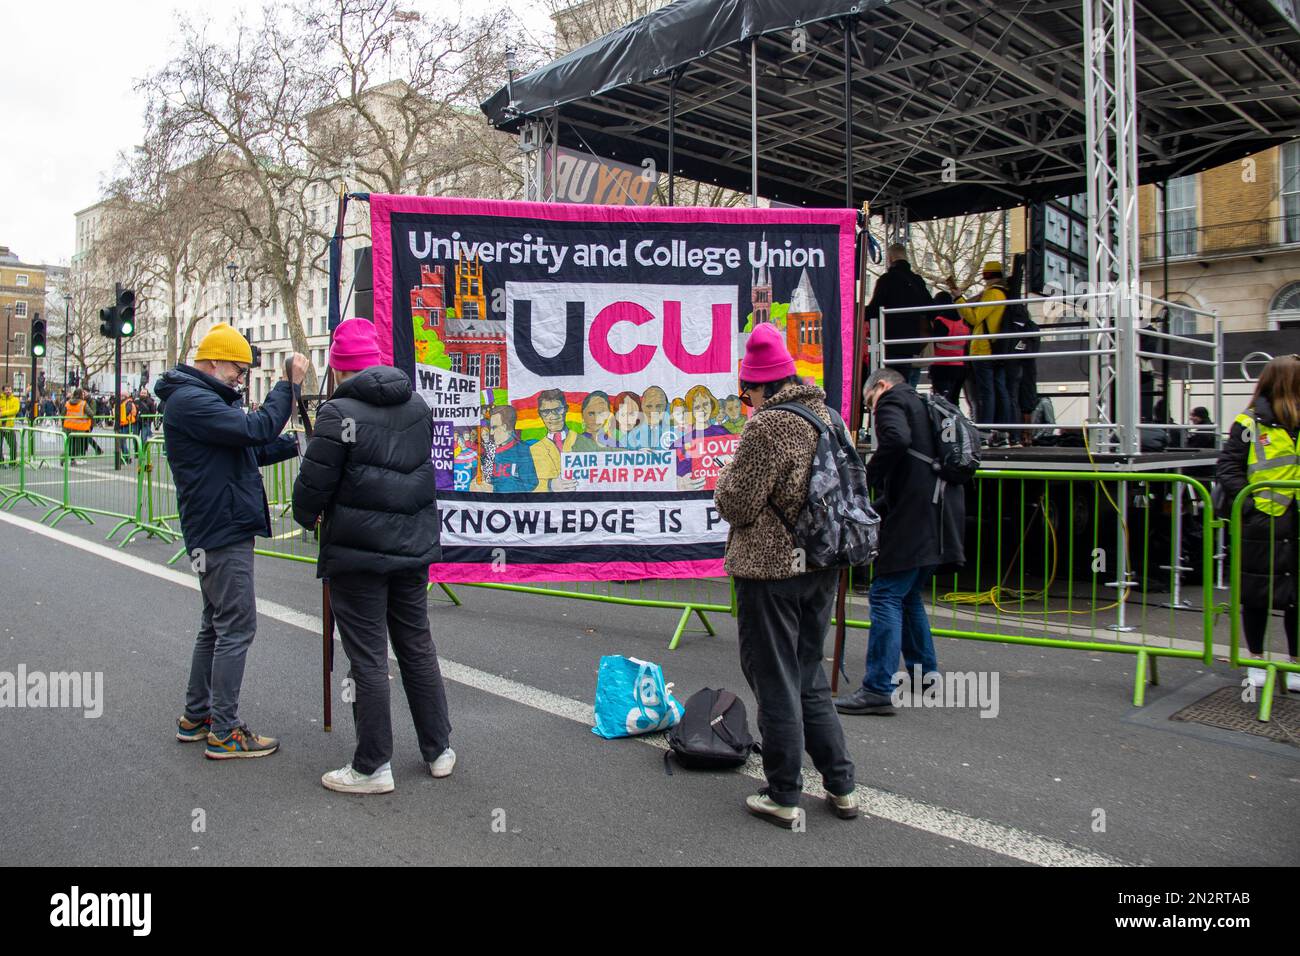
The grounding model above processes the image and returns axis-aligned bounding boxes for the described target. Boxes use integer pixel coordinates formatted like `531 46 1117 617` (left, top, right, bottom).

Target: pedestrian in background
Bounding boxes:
836 367 966 716
865 244 933 388
1215 355 1300 691
1187 406 1216 449
0 385 18 465
156 323 307 758
714 322 858 829
292 318 451 794
61 388 94 465
961 261 1010 445
928 290 968 405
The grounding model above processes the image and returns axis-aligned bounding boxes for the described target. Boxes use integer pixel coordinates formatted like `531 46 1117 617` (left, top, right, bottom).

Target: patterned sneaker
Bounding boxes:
176 715 212 742
322 762 394 795
205 725 279 759
429 748 456 779
745 791 804 829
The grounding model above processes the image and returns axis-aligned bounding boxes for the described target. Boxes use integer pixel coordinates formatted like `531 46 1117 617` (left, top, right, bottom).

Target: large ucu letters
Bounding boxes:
507 282 738 397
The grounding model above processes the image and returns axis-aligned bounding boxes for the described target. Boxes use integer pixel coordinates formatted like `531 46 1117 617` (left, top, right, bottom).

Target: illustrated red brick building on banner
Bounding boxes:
410 252 507 392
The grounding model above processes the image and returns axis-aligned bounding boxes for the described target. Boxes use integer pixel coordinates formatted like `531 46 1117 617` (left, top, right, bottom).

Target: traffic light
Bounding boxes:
117 288 136 337
242 330 262 369
97 288 137 339
31 317 46 357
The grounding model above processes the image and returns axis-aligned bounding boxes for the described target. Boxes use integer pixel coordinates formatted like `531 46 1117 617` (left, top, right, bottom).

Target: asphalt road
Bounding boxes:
0 495 1296 867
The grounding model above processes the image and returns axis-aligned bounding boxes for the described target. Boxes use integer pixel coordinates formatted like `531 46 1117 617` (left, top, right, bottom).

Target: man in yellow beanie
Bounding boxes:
960 261 1010 446
155 324 309 759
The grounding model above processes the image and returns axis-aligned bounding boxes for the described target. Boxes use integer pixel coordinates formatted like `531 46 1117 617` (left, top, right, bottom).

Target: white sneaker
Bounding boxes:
321 762 394 794
1286 670 1300 693
1245 667 1267 688
429 748 456 779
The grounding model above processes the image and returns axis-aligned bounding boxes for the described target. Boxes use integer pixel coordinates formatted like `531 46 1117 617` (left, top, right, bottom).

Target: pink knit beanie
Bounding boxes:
330 318 382 371
738 322 797 383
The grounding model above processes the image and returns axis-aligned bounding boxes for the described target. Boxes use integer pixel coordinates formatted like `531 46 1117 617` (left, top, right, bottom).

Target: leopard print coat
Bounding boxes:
714 381 832 580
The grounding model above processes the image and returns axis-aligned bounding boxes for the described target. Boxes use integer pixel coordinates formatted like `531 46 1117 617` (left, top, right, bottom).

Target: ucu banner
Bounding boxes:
369 195 855 583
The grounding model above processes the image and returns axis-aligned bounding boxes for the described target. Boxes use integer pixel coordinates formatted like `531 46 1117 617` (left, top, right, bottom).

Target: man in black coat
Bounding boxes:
865 244 934 388
836 367 966 715
292 318 450 795
155 323 307 758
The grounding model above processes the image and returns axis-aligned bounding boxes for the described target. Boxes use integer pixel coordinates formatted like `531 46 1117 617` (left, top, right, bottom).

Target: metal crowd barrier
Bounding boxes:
0 426 177 547
837 470 1218 707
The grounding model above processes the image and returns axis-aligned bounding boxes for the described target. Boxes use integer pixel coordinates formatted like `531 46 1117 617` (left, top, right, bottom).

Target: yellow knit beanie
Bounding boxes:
194 323 253 364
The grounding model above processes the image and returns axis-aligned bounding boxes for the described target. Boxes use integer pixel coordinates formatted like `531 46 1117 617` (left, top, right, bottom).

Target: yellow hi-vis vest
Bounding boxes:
1236 411 1300 516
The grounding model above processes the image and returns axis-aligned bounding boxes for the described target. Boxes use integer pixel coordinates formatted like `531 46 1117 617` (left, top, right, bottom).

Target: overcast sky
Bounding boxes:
0 0 546 268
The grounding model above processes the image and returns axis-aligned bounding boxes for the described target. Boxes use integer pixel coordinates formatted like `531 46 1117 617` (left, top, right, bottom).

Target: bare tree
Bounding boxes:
298 0 514 197
909 212 1006 298
139 9 327 389
105 134 230 368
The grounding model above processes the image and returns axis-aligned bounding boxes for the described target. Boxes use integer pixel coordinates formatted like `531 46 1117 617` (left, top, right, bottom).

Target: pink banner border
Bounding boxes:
368 194 856 583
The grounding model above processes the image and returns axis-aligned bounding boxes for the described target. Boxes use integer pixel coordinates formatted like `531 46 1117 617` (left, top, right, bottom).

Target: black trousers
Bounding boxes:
929 365 965 405
1242 605 1298 658
735 569 856 806
329 567 451 775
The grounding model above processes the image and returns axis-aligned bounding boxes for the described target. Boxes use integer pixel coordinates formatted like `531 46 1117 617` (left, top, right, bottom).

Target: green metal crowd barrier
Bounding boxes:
838 470 1221 708
1228 480 1300 722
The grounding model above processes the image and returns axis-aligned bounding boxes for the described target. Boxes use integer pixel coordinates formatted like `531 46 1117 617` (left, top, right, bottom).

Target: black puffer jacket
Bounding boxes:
866 383 966 576
292 366 440 578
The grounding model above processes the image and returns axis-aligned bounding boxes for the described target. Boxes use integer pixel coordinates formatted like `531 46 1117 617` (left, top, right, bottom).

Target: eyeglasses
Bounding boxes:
228 362 250 380
538 406 566 418
739 388 757 408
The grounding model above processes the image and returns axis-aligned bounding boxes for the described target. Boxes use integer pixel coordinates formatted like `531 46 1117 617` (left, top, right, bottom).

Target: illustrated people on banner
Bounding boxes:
640 386 672 450
663 397 687 450
611 391 650 450
471 405 538 493
453 428 478 491
675 384 732 489
571 390 616 452
530 388 578 492
721 394 748 434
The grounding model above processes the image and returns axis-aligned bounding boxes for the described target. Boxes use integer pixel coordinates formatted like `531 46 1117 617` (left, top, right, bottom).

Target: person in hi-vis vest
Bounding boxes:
62 389 94 465
1216 354 1300 691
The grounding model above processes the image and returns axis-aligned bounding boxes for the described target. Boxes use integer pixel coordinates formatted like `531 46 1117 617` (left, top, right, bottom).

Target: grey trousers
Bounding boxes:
184 540 258 735
735 569 856 806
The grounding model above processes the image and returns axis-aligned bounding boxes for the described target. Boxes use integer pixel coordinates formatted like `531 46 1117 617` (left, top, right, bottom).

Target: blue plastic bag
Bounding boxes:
592 655 684 739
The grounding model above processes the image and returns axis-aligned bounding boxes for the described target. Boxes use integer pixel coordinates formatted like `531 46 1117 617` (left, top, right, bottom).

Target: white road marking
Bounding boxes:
0 507 1126 867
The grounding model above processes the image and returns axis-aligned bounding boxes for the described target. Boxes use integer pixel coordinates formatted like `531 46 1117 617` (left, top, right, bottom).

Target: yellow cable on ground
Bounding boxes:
940 427 1131 614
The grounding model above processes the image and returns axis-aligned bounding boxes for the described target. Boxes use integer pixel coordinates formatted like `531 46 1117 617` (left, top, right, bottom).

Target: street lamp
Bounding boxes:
3 303 12 389
226 262 238 326
63 293 71 390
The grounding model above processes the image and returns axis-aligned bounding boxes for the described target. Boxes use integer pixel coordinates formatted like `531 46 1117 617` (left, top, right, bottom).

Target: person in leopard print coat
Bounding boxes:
713 322 857 829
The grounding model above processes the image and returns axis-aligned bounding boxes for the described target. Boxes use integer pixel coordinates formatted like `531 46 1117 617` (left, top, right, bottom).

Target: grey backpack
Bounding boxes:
766 402 880 569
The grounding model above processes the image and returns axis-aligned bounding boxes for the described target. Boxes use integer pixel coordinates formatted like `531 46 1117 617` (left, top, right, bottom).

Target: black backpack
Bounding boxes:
664 688 756 774
993 302 1039 356
765 402 880 570
909 392 981 492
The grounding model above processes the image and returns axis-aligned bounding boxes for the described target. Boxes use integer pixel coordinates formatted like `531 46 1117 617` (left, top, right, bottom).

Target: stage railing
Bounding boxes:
874 291 1221 443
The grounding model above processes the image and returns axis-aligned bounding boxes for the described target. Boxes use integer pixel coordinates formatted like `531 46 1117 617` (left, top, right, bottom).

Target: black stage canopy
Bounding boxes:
483 0 1300 218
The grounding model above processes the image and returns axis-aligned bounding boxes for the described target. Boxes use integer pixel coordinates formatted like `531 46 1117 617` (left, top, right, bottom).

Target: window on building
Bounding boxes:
467 353 481 382
1269 281 1300 330
485 353 501 388
14 301 27 318
15 274 28 287
1163 304 1198 337
1283 141 1300 245
307 288 314 308
1159 176 1198 257
450 352 463 374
